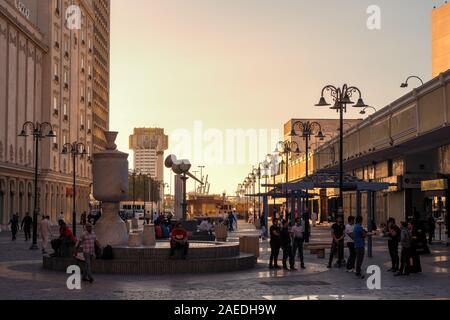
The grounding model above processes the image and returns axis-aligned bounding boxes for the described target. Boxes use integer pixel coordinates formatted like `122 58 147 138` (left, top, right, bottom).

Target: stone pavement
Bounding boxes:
0 221 449 300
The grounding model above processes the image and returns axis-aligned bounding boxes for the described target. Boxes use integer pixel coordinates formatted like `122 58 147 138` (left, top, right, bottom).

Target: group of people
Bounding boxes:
8 212 33 241
328 216 370 279
269 218 306 270
387 218 423 276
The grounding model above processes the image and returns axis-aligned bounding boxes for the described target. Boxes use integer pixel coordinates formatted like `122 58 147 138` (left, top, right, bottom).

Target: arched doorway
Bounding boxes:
27 183 33 214
19 182 25 218
0 180 5 226
9 180 16 218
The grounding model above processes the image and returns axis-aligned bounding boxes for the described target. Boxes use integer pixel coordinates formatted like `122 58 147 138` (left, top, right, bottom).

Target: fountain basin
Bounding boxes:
43 241 256 275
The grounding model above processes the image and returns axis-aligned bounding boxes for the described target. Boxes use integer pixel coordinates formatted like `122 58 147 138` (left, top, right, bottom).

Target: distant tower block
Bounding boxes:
129 128 169 180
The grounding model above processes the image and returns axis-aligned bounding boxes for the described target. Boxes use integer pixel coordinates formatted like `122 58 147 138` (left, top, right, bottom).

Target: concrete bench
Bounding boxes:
304 242 329 259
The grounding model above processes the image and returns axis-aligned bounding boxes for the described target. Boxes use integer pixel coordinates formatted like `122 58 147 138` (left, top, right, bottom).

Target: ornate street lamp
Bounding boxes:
276 141 300 218
316 84 368 219
62 142 88 236
400 76 424 89
18 121 56 250
290 121 324 242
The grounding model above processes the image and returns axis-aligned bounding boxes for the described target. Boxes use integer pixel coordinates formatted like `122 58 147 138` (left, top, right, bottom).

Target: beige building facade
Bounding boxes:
432 2 450 77
0 0 110 227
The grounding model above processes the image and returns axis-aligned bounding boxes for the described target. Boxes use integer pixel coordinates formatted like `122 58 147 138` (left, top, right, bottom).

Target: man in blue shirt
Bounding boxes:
353 216 367 279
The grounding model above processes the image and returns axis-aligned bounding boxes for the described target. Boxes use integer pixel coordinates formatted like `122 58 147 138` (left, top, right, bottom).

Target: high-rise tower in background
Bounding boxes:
129 128 168 182
432 2 450 77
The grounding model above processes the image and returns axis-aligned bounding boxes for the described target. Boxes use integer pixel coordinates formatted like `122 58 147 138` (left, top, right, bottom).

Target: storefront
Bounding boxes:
421 178 449 242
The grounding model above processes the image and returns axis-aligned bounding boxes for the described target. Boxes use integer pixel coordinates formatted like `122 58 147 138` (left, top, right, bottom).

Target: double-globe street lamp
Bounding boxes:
290 121 325 242
315 84 368 219
275 141 300 220
248 172 257 222
18 122 56 250
62 142 88 237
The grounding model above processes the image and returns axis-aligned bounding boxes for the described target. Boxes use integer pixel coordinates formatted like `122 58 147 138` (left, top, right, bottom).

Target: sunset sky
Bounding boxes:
109 0 433 195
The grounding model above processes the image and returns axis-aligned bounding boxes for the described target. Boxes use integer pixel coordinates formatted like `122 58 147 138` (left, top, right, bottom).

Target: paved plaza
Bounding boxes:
0 222 449 300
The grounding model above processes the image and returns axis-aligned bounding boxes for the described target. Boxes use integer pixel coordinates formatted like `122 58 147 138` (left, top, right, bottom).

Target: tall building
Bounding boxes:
432 2 450 77
92 0 110 151
129 128 168 182
0 0 110 227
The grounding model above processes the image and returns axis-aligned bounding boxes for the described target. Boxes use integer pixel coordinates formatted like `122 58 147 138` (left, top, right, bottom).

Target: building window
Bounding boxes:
53 96 59 115
81 57 85 72
63 70 69 89
53 62 59 81
54 29 60 48
63 102 68 121
64 40 69 58
55 0 61 15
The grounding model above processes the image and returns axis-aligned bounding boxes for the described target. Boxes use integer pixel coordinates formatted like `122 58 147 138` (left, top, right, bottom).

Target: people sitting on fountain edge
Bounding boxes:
169 222 189 260
51 221 77 257
199 218 213 234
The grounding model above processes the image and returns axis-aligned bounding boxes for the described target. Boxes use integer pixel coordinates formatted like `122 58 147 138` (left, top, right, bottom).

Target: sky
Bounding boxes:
110 0 435 195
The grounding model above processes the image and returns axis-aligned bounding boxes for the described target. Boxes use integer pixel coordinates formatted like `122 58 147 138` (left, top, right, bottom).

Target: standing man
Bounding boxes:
327 217 345 268
21 212 33 242
353 216 367 279
269 218 281 269
396 222 412 276
387 218 401 272
9 213 19 241
292 218 306 269
345 216 356 272
40 215 52 254
280 220 296 271
58 212 65 225
75 223 99 283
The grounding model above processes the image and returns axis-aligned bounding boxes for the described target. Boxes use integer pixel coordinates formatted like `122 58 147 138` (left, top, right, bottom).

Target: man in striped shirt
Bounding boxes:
75 224 99 283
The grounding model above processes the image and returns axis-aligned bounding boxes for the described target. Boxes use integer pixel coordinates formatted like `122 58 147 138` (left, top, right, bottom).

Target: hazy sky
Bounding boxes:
110 0 435 195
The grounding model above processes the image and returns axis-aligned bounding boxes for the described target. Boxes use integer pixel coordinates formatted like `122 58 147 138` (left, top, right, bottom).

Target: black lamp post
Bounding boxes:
248 172 257 222
275 140 300 219
253 164 263 220
266 153 279 217
129 169 139 219
290 121 324 242
400 76 424 89
18 121 56 250
62 142 87 237
316 84 368 219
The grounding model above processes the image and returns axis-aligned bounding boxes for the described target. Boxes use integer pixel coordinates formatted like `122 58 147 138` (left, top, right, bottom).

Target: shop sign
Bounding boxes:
421 179 448 191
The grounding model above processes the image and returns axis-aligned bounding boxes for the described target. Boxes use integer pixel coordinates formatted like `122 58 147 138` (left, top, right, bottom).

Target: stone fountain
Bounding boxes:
92 132 129 247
